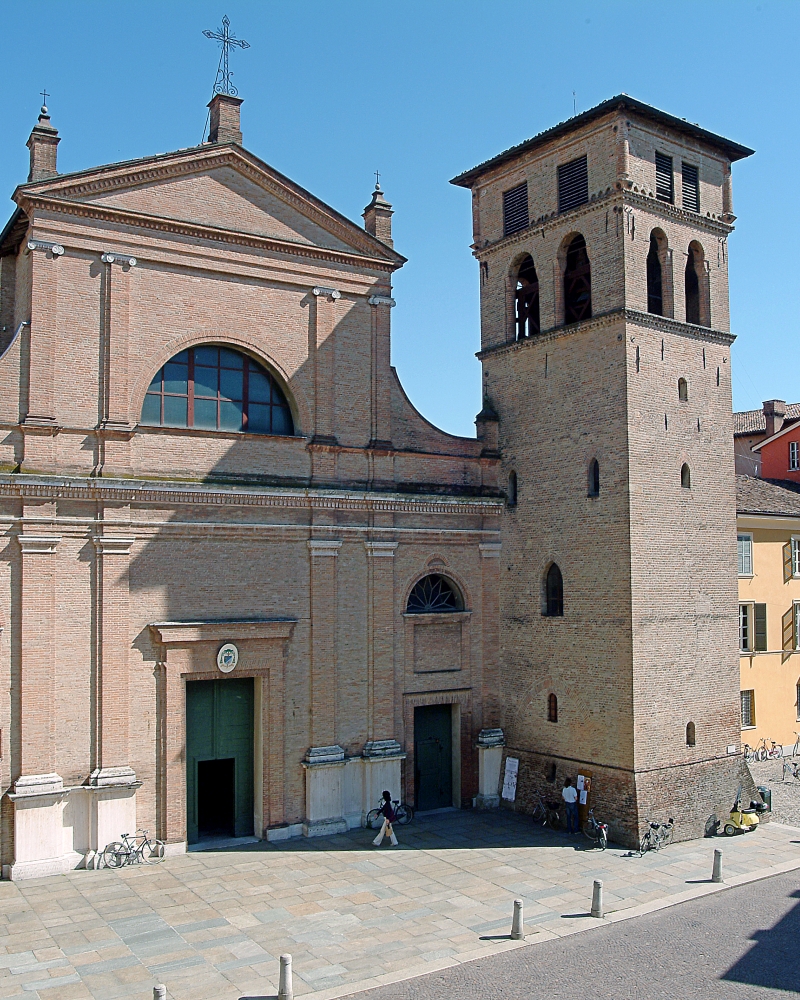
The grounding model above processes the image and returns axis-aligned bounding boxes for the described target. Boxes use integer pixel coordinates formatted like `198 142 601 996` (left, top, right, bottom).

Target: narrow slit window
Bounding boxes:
686 722 696 747
678 378 688 402
548 693 558 723
681 463 691 488
508 470 518 507
503 182 529 236
655 152 674 203
544 563 564 617
558 155 588 214
588 458 600 497
682 162 700 212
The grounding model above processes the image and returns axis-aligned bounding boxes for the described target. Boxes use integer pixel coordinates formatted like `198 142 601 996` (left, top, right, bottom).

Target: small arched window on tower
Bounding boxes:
647 234 663 316
563 235 592 324
588 458 600 497
507 470 518 507
686 721 696 746
681 463 691 489
544 563 564 617
685 243 705 326
678 378 688 402
515 255 540 339
548 693 558 723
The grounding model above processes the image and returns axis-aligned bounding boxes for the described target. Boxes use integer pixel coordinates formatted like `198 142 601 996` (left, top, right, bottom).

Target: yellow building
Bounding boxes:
737 475 800 752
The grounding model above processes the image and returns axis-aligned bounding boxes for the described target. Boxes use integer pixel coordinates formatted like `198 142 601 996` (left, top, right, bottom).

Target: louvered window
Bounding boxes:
655 152 674 203
740 689 755 728
503 182 529 236
754 603 767 651
682 162 700 212
557 155 588 214
737 533 753 576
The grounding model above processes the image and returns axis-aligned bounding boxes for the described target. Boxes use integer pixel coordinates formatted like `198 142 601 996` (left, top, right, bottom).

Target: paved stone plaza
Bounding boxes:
2 811 800 1000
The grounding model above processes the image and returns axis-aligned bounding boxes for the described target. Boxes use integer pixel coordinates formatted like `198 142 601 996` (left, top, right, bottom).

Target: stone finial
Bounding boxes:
363 182 394 247
207 93 243 145
27 105 60 182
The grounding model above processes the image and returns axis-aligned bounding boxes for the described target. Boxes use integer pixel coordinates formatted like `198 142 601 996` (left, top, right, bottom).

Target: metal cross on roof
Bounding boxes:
203 15 250 97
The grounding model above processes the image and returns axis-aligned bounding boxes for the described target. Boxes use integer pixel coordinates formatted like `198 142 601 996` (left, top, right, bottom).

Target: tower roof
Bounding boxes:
450 95 754 188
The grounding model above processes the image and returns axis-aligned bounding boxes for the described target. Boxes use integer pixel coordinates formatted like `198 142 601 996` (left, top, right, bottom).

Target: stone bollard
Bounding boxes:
278 954 293 1000
591 879 604 918
153 987 166 1000
510 898 524 940
712 848 723 883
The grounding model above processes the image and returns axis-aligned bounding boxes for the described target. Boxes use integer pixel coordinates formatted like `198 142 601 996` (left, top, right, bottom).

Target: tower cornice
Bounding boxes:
472 187 734 262
477 307 734 361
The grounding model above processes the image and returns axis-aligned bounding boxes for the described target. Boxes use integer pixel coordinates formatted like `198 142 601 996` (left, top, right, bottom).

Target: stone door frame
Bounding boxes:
402 688 473 810
150 620 295 847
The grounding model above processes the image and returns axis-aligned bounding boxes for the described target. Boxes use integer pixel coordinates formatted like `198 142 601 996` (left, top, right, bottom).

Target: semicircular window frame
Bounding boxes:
140 344 294 436
406 574 464 614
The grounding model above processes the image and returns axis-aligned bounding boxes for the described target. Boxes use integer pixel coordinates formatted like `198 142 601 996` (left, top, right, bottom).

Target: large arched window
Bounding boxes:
406 574 463 614
564 235 592 324
647 234 663 316
544 563 564 617
515 254 540 339
141 345 293 435
685 244 703 325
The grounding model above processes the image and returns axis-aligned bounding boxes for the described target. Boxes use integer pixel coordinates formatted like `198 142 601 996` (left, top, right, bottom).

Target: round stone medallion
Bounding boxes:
216 642 239 673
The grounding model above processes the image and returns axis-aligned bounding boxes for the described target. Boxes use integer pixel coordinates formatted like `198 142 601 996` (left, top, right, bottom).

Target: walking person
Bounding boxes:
372 790 399 847
562 777 579 835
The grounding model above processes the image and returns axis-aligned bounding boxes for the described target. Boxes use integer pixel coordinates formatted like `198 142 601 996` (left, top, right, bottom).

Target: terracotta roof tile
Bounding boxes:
733 404 800 436
736 475 800 517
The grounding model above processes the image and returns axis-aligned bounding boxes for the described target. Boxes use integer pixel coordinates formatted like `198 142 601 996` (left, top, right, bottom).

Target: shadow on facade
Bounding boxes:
721 886 800 992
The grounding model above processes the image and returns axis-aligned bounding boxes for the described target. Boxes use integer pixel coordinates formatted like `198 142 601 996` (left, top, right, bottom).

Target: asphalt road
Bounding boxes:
348 870 800 1000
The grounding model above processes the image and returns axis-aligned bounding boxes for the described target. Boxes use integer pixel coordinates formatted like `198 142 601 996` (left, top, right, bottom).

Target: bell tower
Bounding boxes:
452 96 754 844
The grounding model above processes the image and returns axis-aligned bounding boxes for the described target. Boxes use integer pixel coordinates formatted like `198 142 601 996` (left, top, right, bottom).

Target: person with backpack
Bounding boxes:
372 790 399 846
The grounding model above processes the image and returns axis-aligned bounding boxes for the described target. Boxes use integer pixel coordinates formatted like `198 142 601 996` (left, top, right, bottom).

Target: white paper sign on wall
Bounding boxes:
501 756 519 801
217 642 239 673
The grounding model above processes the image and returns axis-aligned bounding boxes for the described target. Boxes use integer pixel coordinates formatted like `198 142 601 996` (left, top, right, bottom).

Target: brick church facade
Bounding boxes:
0 92 752 877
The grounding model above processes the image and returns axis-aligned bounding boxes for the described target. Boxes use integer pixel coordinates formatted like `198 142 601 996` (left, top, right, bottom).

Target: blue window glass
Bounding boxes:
140 346 293 436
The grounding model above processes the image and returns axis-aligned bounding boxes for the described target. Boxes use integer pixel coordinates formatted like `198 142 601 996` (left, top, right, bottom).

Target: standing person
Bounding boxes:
562 777 579 835
372 790 399 847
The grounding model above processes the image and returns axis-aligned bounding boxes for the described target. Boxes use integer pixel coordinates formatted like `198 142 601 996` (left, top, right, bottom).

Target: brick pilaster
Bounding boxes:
365 541 398 740
308 540 341 746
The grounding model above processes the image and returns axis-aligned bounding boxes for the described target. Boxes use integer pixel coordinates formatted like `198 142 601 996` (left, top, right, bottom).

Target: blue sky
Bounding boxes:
2 1 796 435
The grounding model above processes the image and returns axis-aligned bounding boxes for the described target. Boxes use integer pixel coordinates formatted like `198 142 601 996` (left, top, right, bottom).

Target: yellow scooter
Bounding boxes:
723 786 761 836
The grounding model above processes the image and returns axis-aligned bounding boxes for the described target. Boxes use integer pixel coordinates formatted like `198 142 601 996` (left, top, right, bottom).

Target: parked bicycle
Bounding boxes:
582 808 609 850
102 829 166 868
638 818 674 855
791 731 800 758
743 743 760 763
365 797 413 829
755 737 782 761
530 792 561 829
783 758 800 782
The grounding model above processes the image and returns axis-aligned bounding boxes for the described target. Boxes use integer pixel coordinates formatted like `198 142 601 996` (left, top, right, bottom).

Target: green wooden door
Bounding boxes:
414 704 453 811
186 678 254 843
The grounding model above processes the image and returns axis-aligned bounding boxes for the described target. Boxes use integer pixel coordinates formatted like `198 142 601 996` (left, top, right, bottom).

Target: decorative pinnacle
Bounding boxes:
203 15 250 97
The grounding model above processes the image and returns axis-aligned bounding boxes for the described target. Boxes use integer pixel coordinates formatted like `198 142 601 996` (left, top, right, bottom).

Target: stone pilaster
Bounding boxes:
368 295 394 448
308 539 340 747
474 728 504 809
90 534 136 786
365 541 397 742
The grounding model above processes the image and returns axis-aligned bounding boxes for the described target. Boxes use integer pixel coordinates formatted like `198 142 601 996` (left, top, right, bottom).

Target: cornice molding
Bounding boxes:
93 535 135 555
478 308 734 360
0 476 504 518
151 619 297 644
18 534 61 554
21 194 399 273
474 187 733 261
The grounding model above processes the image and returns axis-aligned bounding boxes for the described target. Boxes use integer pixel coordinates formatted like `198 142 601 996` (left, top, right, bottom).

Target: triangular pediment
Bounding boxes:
16 145 403 264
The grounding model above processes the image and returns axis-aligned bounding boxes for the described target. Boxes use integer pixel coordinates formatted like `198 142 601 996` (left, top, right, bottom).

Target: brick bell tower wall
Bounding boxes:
458 101 754 847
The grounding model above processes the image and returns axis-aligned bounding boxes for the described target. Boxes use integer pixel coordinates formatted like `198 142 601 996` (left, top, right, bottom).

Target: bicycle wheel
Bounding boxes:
103 842 127 869
141 839 166 864
582 823 597 842
546 809 561 830
758 747 768 762
365 808 382 830
638 833 650 855
599 828 608 851
395 804 413 825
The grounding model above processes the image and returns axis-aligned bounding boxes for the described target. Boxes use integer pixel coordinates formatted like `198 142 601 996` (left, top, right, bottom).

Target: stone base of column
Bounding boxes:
302 746 348 837
362 741 406 824
89 766 137 787
5 773 141 880
474 729 505 810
